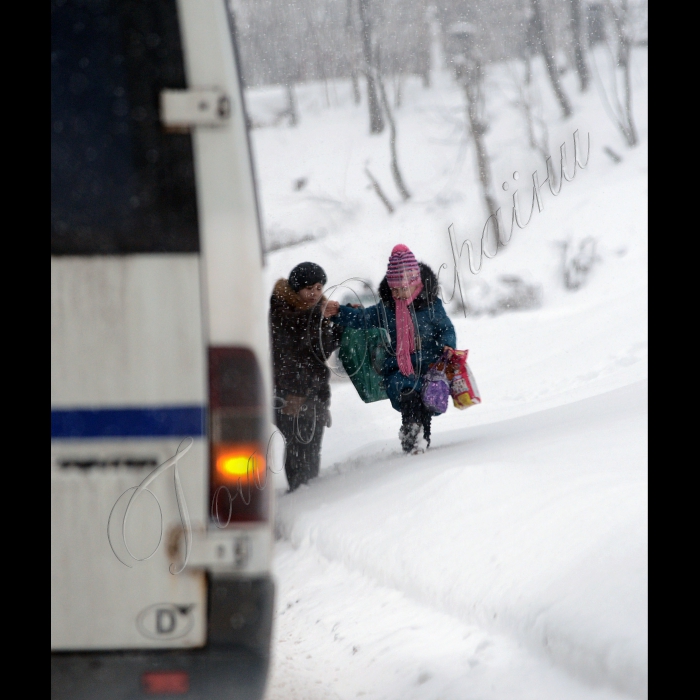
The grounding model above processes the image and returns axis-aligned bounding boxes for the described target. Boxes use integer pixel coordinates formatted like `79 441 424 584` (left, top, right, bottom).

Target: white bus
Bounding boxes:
51 1 275 697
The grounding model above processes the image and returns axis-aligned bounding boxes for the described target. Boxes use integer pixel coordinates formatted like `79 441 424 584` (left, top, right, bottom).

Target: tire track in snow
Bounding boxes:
265 541 632 700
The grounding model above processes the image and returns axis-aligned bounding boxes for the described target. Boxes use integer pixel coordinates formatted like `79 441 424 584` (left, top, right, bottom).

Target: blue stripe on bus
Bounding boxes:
51 406 206 439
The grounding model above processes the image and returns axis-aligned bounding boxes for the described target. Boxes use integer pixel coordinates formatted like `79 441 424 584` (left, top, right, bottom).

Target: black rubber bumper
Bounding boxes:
51 576 275 700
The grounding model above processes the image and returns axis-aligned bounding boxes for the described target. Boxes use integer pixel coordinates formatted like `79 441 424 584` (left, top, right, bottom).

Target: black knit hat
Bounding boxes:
288 262 327 292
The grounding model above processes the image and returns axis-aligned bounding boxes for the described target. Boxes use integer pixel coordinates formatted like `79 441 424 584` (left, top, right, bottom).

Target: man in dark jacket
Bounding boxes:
269 262 342 490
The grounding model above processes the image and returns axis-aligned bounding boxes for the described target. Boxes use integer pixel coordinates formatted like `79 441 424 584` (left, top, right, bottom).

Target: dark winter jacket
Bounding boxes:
269 278 343 403
334 263 456 377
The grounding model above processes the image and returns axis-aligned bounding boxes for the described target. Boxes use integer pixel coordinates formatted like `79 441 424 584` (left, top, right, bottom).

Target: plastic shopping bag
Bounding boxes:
421 357 451 414
448 349 481 409
338 326 389 403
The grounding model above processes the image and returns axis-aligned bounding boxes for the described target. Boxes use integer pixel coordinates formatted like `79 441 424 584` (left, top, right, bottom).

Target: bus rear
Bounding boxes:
51 1 275 697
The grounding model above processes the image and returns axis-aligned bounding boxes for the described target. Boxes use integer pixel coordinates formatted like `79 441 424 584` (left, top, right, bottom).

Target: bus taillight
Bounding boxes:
208 348 270 524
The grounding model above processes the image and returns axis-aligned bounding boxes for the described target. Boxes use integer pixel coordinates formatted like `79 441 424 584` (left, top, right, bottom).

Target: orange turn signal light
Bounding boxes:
213 443 266 484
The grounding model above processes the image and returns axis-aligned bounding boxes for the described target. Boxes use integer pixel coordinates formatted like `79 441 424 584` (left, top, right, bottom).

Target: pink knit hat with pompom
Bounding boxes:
386 244 420 288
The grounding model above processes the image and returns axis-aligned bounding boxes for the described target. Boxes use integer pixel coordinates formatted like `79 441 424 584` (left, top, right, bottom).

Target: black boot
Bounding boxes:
398 389 424 454
421 405 433 448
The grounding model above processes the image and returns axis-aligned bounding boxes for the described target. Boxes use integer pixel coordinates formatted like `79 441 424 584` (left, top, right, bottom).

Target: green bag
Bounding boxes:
339 326 390 403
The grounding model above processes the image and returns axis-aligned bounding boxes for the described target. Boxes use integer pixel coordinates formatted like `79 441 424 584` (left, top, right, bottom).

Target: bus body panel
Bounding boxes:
51 255 206 407
51 255 208 650
177 0 270 362
51 0 274 676
51 445 208 650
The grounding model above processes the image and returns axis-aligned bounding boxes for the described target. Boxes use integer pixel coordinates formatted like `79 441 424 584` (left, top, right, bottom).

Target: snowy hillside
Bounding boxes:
245 47 648 700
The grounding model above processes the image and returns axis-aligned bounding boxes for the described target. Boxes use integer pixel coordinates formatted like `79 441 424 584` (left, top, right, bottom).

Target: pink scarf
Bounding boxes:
395 281 423 376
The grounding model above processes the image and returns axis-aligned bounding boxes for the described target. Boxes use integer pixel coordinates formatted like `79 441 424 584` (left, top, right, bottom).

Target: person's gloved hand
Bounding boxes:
322 300 340 317
280 395 305 416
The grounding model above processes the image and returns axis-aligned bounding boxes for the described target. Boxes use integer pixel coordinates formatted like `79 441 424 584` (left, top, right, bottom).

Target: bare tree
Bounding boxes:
231 0 472 99
529 0 573 117
606 0 638 145
357 0 384 134
376 73 411 201
346 0 362 104
393 74 403 108
365 166 394 213
299 0 332 108
509 58 557 190
465 79 499 231
284 84 298 127
446 24 499 236
588 0 639 146
274 1 300 125
570 0 590 91
351 72 362 105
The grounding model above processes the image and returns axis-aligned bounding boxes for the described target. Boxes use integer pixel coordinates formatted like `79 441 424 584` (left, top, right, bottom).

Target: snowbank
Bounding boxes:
276 382 647 698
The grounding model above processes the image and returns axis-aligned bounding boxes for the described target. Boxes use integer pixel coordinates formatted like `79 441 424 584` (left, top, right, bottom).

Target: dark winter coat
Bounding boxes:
269 278 343 403
334 263 456 378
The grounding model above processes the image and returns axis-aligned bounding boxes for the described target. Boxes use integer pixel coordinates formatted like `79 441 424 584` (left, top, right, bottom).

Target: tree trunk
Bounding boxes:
394 74 402 109
377 75 411 201
285 84 298 127
351 70 361 104
365 167 394 213
419 40 431 88
517 66 559 190
464 78 499 237
618 35 638 146
570 0 590 91
357 0 384 134
524 52 532 86
346 0 361 105
608 1 638 147
530 0 573 117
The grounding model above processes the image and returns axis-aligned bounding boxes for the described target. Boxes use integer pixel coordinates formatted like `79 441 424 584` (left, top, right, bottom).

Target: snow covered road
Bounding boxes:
264 380 647 700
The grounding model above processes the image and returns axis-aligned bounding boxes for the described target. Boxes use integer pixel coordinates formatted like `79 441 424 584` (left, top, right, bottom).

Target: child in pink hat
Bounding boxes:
327 245 456 453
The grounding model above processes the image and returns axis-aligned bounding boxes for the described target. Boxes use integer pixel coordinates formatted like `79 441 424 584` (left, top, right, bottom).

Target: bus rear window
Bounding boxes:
51 0 199 255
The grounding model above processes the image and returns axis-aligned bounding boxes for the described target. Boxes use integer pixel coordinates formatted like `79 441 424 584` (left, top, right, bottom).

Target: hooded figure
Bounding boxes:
330 245 456 453
269 262 343 490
